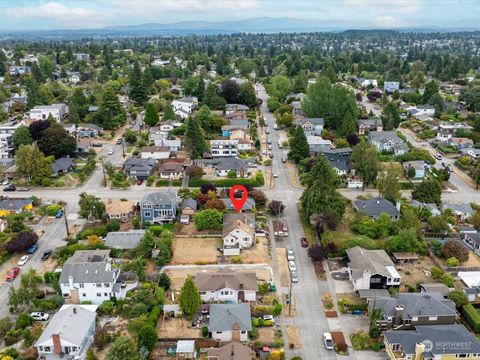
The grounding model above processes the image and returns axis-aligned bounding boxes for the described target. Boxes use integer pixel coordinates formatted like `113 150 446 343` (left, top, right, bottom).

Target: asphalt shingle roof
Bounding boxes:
208 304 252 332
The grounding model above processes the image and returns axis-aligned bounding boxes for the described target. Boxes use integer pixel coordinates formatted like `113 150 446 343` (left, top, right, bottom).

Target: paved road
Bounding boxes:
256 83 338 360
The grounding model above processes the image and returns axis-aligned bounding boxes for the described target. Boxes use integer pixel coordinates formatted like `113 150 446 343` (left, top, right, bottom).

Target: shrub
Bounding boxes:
462 304 480 332
446 257 459 267
448 290 469 308
441 273 455 287
106 221 120 232
146 176 154 186
201 326 209 338
15 313 33 330
442 239 469 263
231 256 243 264
430 266 444 280
98 301 115 316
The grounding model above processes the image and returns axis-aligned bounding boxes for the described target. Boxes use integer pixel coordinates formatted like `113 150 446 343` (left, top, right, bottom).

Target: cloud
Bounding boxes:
342 0 421 14
371 15 408 27
0 1 113 28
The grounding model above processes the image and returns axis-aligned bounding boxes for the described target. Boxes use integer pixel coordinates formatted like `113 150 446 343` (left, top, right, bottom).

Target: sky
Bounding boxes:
0 0 479 30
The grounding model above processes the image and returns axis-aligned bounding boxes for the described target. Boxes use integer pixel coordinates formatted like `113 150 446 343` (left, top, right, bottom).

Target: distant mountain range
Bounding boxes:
1 17 479 37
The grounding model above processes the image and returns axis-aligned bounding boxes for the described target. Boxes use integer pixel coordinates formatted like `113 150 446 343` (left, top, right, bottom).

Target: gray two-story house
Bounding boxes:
123 157 156 180
140 190 177 224
373 293 456 330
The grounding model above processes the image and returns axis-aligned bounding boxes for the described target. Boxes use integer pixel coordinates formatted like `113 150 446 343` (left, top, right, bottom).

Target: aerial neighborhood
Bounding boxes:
1 9 480 360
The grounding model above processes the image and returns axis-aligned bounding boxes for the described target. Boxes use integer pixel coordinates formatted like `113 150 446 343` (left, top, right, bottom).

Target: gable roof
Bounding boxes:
140 190 177 206
35 305 97 347
51 157 75 174
373 293 455 318
59 262 117 284
104 230 146 249
384 325 480 355
353 198 399 217
206 342 252 360
208 304 252 332
195 269 257 292
66 250 110 264
299 117 324 126
420 283 451 297
123 157 155 169
181 198 197 210
442 202 474 216
0 198 33 211
346 246 398 280
223 213 255 236
222 197 255 211
368 131 404 143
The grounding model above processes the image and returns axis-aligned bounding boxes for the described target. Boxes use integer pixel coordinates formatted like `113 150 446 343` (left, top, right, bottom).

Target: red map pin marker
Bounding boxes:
229 185 248 212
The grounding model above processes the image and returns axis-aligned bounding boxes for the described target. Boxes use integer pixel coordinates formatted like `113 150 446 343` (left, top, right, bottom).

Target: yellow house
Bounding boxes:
0 198 34 217
384 325 480 360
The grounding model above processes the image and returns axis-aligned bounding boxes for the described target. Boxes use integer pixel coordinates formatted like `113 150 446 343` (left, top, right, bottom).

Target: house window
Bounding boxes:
104 283 109 287
241 330 246 334
79 283 84 288
144 211 151 217
428 316 438 321
104 293 108 297
38 346 43 351
216 331 222 334
82 293 86 297
96 283 102 287
455 355 467 358
44 346 51 352
411 317 418 321
392 344 400 351
143 204 152 209
97 293 101 297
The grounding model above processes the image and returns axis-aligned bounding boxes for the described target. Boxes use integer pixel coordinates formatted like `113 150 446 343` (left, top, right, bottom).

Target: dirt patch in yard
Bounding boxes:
313 261 326 280
325 310 338 317
287 326 302 349
454 251 480 267
257 327 275 343
157 317 200 339
331 331 347 347
396 256 436 290
171 237 220 265
240 237 269 264
276 248 290 287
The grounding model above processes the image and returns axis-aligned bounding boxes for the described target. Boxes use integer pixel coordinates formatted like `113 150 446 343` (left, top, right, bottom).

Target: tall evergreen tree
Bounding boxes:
163 103 176 120
144 103 159 127
142 67 154 94
99 86 126 130
68 100 80 123
129 61 148 105
184 116 208 159
26 78 41 110
179 276 201 320
381 102 401 130
238 82 257 109
351 141 379 187
194 105 213 132
288 126 310 163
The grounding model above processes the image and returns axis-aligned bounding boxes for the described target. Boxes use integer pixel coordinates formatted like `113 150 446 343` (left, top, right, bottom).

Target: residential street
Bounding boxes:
257 83 338 360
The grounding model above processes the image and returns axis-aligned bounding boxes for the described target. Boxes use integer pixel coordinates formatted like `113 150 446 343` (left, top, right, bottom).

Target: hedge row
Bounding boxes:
462 304 480 332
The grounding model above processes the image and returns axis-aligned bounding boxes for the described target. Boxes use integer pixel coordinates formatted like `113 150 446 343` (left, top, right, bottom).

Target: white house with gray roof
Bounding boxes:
208 304 252 342
346 246 401 291
35 305 97 360
195 269 257 303
368 131 408 155
172 97 198 119
442 202 474 221
59 250 129 305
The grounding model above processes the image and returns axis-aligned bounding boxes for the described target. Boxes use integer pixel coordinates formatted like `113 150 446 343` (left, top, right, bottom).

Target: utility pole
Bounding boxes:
62 205 70 237
121 138 125 158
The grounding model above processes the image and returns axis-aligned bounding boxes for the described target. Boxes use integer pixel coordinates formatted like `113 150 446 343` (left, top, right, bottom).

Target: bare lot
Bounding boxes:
157 317 200 339
258 327 275 343
171 237 220 265
396 256 436 289
240 237 270 264
276 248 290 287
287 326 302 349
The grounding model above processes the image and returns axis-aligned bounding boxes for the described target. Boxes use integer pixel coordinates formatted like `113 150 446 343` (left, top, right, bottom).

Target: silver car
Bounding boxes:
287 249 295 261
288 260 296 272
291 270 298 283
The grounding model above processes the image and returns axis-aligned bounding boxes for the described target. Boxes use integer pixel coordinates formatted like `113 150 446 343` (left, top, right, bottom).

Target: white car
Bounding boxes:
273 173 278 178
30 312 49 321
263 315 274 322
18 255 29 266
108 149 114 155
323 332 334 350
288 260 296 272
2 179 9 186
287 249 295 261
291 270 298 283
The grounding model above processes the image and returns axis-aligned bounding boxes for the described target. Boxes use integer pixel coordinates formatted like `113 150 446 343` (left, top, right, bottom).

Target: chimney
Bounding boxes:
52 334 62 354
394 305 404 325
415 342 426 359
73 307 77 314
395 201 401 211
239 282 244 290
68 275 74 289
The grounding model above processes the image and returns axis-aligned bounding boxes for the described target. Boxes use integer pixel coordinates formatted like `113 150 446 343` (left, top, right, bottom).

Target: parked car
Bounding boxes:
41 250 52 261
3 185 15 192
26 243 38 254
5 267 20 281
1 179 9 186
291 270 298 283
30 312 49 321
18 255 29 266
269 152 273 158
108 149 114 155
273 173 278 178
288 260 296 272
447 165 453 173
17 187 29 191
287 249 295 261
435 153 443 160
263 315 274 323
301 237 309 248
323 332 334 350
267 138 272 144
268 145 273 150
265 128 270 134
55 210 64 218
281 157 286 163
116 139 122 145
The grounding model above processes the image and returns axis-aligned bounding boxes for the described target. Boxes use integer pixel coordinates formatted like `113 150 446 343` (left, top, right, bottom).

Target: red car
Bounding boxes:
5 267 20 281
300 237 309 248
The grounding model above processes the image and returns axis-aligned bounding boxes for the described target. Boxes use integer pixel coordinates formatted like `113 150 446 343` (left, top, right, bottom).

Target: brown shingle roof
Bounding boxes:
195 269 257 292
206 342 252 360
